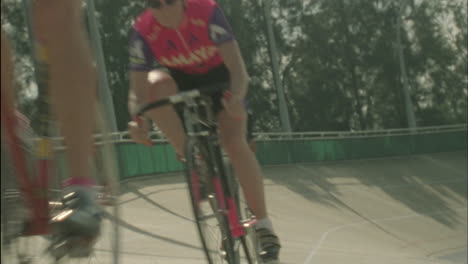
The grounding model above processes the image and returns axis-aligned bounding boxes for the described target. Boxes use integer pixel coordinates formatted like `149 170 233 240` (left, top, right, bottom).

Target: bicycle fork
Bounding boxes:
212 172 257 239
211 167 258 264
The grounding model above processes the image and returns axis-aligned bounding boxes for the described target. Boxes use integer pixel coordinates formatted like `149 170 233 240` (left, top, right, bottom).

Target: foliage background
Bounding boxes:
2 0 467 133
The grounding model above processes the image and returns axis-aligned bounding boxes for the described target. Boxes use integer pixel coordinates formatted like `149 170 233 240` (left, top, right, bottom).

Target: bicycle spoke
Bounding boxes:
185 139 229 263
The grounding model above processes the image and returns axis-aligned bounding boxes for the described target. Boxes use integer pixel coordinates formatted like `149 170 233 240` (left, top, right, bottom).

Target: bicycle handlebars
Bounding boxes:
136 85 225 117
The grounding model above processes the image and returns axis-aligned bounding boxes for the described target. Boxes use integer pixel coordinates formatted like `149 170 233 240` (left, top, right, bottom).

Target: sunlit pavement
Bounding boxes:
114 151 467 264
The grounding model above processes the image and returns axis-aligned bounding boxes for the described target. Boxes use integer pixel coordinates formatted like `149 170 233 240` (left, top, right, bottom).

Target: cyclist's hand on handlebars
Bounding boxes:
222 91 245 120
128 118 152 146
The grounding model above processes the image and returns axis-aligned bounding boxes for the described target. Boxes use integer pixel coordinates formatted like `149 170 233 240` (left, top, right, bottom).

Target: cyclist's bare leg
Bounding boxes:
249 140 257 153
139 71 267 218
31 2 102 254
219 110 281 261
1 31 15 119
217 110 268 219
143 71 186 156
33 0 95 180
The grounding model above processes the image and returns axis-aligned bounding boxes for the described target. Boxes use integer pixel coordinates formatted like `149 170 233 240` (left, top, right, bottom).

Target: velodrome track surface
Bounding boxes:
111 151 467 264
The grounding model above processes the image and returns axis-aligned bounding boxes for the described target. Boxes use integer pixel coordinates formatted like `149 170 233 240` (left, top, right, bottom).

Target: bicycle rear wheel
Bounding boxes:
185 138 236 264
1 103 121 264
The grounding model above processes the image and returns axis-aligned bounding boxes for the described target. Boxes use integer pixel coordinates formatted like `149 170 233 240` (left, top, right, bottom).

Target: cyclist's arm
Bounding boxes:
209 6 249 99
128 29 157 117
128 71 150 118
218 40 249 100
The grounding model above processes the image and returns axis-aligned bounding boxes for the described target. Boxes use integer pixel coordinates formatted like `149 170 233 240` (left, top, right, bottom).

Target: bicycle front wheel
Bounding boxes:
185 138 234 264
224 158 260 264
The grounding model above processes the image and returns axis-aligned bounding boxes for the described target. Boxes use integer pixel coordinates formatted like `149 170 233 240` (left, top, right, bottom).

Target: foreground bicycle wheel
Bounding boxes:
224 159 260 264
1 103 120 264
238 204 261 264
185 137 236 264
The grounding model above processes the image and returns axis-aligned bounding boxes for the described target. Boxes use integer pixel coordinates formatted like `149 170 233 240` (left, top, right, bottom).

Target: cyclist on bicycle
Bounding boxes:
1 0 101 257
127 0 281 262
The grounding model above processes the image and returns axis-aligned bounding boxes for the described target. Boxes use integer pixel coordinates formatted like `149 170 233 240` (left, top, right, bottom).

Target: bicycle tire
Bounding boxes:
209 148 239 264
223 158 261 264
185 137 237 264
0 103 121 264
237 190 261 264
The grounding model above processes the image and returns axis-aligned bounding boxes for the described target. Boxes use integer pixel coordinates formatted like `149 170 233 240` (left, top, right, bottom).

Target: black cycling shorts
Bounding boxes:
169 64 230 115
168 64 255 141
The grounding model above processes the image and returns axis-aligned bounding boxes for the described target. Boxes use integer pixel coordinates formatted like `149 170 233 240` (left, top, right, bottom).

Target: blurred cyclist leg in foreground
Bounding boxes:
32 0 102 249
33 0 96 184
30 0 100 256
1 31 15 123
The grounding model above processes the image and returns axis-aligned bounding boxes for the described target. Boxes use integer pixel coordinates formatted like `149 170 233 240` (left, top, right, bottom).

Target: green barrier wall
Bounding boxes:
117 143 184 180
117 130 467 179
256 130 467 165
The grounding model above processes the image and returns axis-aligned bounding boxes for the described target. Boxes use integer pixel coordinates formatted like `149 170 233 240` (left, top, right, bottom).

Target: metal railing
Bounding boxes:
254 124 467 141
34 124 467 147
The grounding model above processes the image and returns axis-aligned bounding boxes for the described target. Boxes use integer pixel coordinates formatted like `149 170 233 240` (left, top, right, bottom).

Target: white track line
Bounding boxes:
302 207 467 264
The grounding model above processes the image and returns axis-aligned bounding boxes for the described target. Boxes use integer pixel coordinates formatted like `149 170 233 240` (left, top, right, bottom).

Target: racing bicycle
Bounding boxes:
136 86 260 264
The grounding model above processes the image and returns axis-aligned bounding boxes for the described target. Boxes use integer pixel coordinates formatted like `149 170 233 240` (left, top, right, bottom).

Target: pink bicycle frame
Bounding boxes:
1 102 50 235
213 177 248 238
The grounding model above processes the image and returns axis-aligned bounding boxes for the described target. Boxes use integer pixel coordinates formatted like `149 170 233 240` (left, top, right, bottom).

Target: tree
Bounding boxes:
273 0 467 130
3 0 466 133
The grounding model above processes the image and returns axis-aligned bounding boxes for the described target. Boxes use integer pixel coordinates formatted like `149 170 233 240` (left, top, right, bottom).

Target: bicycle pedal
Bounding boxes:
49 200 64 210
259 246 281 264
97 193 116 206
241 216 257 228
67 236 96 258
48 236 96 259
48 238 69 260
50 208 101 237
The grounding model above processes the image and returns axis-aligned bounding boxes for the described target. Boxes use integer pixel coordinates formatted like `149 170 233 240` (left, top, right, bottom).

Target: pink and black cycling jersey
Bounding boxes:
129 0 235 75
